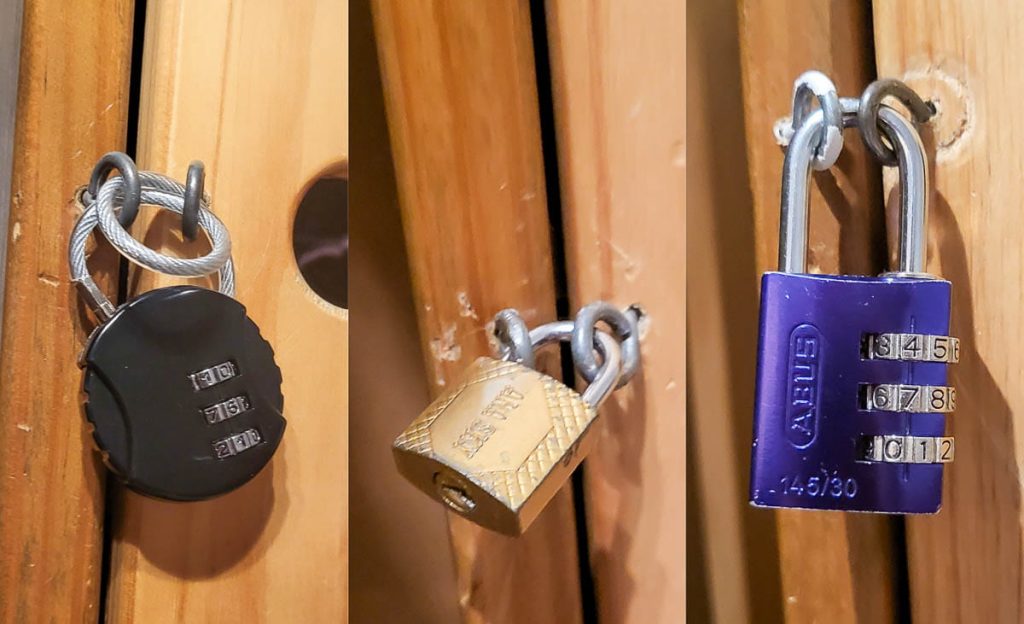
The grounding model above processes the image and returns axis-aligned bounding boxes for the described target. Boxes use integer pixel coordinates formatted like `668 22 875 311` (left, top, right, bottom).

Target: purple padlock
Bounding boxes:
749 91 957 514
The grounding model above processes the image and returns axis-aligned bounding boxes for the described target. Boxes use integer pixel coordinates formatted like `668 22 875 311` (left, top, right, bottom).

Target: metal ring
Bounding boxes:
68 202 235 323
493 308 534 369
87 152 143 227
791 71 845 171
858 78 934 166
182 161 205 241
95 173 232 278
571 301 640 388
529 320 622 409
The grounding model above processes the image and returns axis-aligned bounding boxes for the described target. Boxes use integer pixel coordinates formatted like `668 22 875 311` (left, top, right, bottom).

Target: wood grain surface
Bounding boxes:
0 0 22 311
874 2 1024 621
372 1 584 622
104 1 348 621
349 1 460 621
688 0 780 620
544 1 686 622
0 1 134 620
736 1 898 622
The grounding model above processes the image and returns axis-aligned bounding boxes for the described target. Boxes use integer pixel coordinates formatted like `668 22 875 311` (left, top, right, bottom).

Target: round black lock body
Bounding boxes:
82 285 285 501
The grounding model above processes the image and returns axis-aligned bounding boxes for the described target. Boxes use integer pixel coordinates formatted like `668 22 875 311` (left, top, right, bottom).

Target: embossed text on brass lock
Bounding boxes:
393 304 640 535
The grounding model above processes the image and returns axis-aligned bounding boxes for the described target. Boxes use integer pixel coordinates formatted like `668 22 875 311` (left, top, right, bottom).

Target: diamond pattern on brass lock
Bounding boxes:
393 356 597 535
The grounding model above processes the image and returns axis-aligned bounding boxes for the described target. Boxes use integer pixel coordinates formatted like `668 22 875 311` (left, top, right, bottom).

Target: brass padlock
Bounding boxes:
393 320 622 535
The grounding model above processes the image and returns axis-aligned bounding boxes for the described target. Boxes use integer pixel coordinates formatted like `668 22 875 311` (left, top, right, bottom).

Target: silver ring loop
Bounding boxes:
95 172 232 279
791 70 845 171
182 161 206 241
86 151 143 227
69 202 236 323
529 320 622 409
858 78 934 166
571 302 640 388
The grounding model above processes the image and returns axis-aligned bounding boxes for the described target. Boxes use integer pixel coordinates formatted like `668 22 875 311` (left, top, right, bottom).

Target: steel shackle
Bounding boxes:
778 97 929 275
527 320 622 410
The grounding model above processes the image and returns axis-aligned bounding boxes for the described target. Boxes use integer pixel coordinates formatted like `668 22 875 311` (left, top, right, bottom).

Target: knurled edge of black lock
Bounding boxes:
78 287 286 501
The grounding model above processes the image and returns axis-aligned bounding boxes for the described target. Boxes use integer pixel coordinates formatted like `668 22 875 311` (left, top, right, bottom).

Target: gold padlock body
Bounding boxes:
393 356 598 535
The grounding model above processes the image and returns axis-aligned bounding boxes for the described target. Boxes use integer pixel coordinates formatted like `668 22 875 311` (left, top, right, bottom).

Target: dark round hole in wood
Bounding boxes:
293 176 348 308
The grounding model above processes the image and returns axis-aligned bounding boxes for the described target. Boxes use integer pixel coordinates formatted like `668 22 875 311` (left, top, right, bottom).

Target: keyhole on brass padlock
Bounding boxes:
435 474 476 514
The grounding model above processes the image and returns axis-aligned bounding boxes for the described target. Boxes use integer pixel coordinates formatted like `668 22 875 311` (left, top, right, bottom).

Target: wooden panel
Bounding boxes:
0 1 134 620
106 1 348 621
349 0 460 620
544 2 685 622
873 3 1022 622
0 0 22 304
737 2 897 622
687 0 781 620
372 2 584 622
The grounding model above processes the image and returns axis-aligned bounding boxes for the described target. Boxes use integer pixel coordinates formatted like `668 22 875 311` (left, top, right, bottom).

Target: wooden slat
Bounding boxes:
544 2 685 621
372 2 584 622
737 2 898 621
106 2 348 621
0 1 134 620
0 0 22 307
349 0 460 620
687 0 781 620
873 3 1023 621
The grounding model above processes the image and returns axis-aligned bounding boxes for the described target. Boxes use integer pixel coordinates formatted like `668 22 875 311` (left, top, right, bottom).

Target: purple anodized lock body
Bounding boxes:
749 273 951 513
750 77 956 514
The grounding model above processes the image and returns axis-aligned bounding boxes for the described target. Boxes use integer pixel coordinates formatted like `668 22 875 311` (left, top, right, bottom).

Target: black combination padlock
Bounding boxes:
69 155 285 501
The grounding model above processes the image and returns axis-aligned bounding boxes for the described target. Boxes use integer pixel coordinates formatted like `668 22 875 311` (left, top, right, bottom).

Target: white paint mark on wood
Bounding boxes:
430 323 463 386
457 291 479 320
610 242 641 281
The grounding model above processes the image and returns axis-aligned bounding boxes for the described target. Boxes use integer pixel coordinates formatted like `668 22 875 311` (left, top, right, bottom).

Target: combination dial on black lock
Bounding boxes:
81 286 286 501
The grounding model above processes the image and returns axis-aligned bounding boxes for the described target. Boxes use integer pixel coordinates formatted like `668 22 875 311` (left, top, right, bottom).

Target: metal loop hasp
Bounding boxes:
494 303 642 406
70 153 236 322
789 70 845 171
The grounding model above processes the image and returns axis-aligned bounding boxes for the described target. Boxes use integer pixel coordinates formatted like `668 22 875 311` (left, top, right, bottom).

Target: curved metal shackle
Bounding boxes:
528 320 623 409
876 104 929 275
779 98 929 275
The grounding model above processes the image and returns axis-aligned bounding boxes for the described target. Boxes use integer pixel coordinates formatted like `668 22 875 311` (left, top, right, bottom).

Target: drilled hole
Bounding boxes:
293 176 348 308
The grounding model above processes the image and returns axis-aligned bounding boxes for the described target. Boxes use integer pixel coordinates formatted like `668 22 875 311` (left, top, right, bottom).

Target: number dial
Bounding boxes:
862 435 954 464
862 383 956 413
81 285 286 501
865 332 960 363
